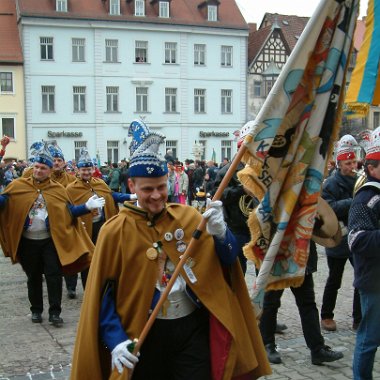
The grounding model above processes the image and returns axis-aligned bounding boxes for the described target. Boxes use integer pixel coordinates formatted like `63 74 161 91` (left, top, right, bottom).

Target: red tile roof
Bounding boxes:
0 0 23 64
17 0 248 30
248 13 309 65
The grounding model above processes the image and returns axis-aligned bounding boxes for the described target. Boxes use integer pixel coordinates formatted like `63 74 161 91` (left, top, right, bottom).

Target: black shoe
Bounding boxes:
49 314 63 327
31 312 42 323
275 322 288 334
311 345 343 365
67 290 76 299
265 343 282 364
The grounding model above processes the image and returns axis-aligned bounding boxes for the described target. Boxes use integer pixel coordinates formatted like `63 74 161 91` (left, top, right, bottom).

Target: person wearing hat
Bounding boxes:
70 120 271 380
0 141 105 327
320 135 362 332
348 126 380 380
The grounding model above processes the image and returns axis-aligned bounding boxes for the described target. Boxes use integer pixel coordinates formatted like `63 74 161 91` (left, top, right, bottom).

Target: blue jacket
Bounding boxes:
348 176 380 292
322 170 356 258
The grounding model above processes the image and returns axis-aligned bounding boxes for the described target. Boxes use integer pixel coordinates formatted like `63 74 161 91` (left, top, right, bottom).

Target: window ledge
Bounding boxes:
163 63 179 66
103 61 122 64
163 111 180 115
133 111 151 114
104 111 121 114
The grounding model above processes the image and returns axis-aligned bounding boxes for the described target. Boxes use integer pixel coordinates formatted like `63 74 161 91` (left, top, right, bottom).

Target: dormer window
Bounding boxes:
56 0 67 12
135 0 145 16
159 1 169 18
208 5 217 21
110 0 120 15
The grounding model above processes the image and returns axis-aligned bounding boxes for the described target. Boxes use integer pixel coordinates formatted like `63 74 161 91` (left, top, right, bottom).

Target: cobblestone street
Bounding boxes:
0 245 379 379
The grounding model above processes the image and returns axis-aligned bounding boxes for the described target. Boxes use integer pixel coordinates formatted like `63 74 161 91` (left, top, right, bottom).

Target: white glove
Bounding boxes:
85 194 105 210
202 200 226 240
111 339 139 374
130 193 138 200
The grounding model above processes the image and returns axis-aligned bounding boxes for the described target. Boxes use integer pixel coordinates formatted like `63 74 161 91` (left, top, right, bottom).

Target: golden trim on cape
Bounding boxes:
146 247 158 260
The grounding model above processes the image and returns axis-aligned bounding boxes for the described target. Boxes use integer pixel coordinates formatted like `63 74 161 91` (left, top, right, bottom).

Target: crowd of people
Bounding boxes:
0 122 379 380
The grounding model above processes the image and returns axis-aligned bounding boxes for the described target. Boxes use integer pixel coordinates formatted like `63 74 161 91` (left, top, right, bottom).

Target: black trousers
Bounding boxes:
321 256 362 324
133 308 210 380
259 273 325 353
64 220 103 292
18 237 62 316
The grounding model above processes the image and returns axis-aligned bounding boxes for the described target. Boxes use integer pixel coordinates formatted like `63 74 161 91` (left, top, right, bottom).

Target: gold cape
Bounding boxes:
66 177 119 238
0 177 94 274
51 170 76 187
71 203 271 380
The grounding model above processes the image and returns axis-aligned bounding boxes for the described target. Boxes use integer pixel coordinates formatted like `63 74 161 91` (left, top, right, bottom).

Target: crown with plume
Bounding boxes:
128 119 168 177
30 140 54 168
77 147 93 168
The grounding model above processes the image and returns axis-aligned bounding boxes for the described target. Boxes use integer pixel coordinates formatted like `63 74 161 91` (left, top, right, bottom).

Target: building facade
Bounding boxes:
0 0 26 161
17 0 248 164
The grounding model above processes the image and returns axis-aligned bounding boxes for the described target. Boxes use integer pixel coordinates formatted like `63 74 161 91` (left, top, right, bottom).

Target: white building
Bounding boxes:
17 0 248 164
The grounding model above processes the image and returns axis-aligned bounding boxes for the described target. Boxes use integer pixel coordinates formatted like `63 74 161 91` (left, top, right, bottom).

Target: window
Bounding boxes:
42 86 55 112
74 141 87 162
136 87 148 112
166 140 177 160
221 140 232 161
221 46 232 67
40 37 53 60
72 38 85 62
135 41 148 63
164 42 177 64
374 112 380 129
221 89 232 113
0 72 13 93
106 86 119 112
107 141 119 163
194 44 206 66
1 117 15 139
105 39 118 63
73 86 86 113
135 0 145 16
56 0 67 12
110 0 120 15
165 88 177 112
264 77 277 96
253 80 262 97
194 89 206 113
159 1 169 18
208 5 217 21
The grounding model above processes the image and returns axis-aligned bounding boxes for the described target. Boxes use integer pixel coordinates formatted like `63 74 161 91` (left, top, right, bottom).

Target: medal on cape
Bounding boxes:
164 232 173 241
183 261 197 284
174 228 184 240
146 247 158 260
176 240 187 253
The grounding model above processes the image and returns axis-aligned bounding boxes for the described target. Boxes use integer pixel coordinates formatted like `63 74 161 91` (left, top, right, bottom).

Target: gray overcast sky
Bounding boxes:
236 0 369 25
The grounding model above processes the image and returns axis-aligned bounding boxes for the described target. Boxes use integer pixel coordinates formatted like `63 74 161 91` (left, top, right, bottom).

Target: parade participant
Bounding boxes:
48 143 76 186
348 126 380 380
70 120 271 380
0 141 105 326
65 148 136 298
320 135 361 331
259 240 344 365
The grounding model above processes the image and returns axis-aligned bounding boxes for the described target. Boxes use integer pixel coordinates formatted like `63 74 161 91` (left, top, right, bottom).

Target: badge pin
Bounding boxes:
174 228 184 240
146 247 158 260
186 257 195 268
164 232 173 242
176 240 187 253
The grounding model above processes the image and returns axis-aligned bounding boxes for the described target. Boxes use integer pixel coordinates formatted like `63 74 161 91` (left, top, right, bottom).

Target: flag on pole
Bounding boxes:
345 0 380 117
211 148 216 163
237 0 359 315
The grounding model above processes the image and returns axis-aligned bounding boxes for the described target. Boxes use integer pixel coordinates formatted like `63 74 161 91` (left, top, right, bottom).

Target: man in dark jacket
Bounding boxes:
320 135 362 332
348 126 380 380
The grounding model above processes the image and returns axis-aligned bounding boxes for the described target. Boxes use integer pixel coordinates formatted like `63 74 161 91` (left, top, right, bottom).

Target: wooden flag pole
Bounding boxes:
129 144 247 378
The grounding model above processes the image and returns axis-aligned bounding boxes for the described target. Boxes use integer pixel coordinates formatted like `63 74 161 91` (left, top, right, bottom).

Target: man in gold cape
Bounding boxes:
71 120 271 379
0 141 104 326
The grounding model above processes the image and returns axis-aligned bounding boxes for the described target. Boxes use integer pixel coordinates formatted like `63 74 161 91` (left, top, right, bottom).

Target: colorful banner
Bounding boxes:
345 0 380 116
238 0 359 315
